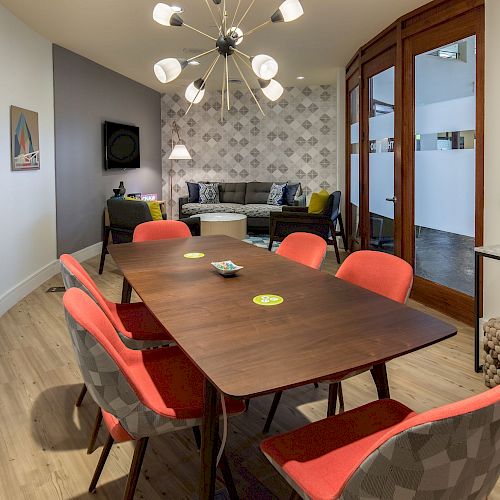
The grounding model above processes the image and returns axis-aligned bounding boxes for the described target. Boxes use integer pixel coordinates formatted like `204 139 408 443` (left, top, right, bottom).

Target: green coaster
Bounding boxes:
253 294 284 306
184 252 205 259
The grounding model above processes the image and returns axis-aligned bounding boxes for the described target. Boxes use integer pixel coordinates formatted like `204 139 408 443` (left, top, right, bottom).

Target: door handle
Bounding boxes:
386 197 397 203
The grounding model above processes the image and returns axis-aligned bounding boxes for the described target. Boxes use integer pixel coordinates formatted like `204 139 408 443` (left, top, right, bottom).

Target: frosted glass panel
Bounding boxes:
414 35 476 296
369 67 395 253
349 86 360 244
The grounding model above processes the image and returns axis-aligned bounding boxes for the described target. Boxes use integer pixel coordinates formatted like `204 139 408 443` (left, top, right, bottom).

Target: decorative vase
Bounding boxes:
113 181 126 198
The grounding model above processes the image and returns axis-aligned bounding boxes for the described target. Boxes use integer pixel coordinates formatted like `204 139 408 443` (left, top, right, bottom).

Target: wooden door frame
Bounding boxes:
344 0 485 325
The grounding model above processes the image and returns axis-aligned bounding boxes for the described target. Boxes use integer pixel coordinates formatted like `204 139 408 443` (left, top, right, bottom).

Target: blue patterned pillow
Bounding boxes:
199 183 220 204
267 183 287 206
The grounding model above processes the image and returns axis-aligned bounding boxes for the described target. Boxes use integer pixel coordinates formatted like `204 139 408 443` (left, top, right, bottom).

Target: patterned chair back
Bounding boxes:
342 387 500 499
63 288 198 439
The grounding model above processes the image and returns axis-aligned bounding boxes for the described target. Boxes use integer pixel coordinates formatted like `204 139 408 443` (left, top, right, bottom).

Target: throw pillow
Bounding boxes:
284 183 302 206
186 182 200 203
308 189 330 214
199 183 220 204
267 183 287 206
125 197 164 221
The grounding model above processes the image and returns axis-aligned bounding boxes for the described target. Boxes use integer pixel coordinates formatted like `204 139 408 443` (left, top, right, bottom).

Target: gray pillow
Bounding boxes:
267 183 287 206
199 183 220 204
284 183 302 205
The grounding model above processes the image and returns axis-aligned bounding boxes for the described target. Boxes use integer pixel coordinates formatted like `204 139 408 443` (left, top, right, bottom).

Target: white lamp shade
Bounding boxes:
154 58 186 83
228 27 243 46
153 3 183 26
185 79 206 104
251 54 279 80
261 79 284 101
272 0 304 22
169 144 191 160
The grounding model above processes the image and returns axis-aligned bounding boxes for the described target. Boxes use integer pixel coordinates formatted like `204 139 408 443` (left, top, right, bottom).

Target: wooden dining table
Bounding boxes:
109 235 457 499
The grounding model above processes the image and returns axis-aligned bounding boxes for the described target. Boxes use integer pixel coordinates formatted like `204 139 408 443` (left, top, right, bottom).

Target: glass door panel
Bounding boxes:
368 67 395 253
349 86 360 247
414 35 476 295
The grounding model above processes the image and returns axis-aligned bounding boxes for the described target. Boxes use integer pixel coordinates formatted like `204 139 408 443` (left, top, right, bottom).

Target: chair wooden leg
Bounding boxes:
244 399 250 412
123 437 149 500
313 382 319 389
327 382 339 417
99 226 110 275
121 278 133 304
89 433 114 493
338 381 345 414
338 214 348 251
218 450 239 500
75 384 87 407
289 491 301 500
332 236 341 264
263 391 283 434
268 238 274 251
87 408 103 454
192 426 201 450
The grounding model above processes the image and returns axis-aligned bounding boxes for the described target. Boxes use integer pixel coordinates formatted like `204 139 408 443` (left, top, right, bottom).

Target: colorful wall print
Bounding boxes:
10 106 40 171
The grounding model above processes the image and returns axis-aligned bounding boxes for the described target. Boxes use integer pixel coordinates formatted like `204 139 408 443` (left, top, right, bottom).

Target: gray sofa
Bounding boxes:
179 181 306 233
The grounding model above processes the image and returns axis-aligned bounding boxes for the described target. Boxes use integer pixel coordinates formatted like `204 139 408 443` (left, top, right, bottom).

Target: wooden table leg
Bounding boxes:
200 378 220 500
370 363 390 399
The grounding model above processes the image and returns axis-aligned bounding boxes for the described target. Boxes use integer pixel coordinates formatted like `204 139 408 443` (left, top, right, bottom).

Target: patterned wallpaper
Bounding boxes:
161 85 337 217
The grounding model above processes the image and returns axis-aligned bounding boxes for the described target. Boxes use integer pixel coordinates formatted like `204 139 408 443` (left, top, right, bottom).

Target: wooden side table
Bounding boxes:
474 245 500 372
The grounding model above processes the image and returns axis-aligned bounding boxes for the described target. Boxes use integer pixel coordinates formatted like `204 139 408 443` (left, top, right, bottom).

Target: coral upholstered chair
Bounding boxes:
261 388 500 500
63 288 245 500
133 220 192 242
276 233 328 270
263 250 413 433
120 220 193 303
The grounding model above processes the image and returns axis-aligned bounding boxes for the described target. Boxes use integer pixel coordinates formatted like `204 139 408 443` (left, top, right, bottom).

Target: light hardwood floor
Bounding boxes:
0 251 498 499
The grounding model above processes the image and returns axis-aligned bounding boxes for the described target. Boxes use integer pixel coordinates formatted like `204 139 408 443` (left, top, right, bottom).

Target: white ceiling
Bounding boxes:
1 0 429 93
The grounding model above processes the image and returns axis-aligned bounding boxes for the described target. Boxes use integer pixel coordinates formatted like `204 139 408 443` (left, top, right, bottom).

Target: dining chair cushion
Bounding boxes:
276 232 327 270
261 399 415 500
133 220 192 242
102 409 134 443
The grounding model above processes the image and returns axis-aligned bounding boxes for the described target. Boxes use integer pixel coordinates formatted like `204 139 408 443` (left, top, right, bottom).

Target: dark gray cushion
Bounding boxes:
284 183 302 205
186 182 200 203
219 183 246 204
245 182 274 205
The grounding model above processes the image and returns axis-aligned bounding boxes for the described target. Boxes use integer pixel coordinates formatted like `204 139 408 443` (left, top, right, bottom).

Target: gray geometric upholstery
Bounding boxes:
342 404 500 499
60 261 173 351
64 309 200 439
181 202 283 218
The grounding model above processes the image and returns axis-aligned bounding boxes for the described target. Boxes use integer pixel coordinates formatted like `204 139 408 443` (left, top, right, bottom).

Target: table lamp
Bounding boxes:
168 121 191 218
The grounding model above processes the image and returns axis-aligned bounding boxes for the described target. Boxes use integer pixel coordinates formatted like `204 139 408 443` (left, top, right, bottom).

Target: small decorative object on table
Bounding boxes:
112 181 126 198
483 317 500 388
211 260 243 277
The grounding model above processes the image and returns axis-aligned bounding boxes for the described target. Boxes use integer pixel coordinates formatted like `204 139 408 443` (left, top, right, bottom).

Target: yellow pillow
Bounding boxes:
308 190 330 214
125 197 163 221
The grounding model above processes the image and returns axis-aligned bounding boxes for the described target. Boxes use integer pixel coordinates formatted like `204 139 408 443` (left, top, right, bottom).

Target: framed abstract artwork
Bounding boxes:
10 106 40 171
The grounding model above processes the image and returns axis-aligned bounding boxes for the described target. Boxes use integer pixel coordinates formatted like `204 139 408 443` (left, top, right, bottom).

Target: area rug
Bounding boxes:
242 234 280 251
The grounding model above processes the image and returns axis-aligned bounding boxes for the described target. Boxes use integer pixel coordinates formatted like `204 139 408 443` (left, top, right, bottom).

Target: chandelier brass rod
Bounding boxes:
185 55 220 116
233 47 251 59
235 51 252 71
221 58 226 122
236 0 257 29
229 0 242 32
233 56 265 117
225 56 230 110
242 19 271 38
187 47 217 62
203 0 222 34
183 23 217 41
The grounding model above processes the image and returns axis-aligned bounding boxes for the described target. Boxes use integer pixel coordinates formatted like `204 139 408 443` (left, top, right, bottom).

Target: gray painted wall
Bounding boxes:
162 85 337 218
53 45 162 255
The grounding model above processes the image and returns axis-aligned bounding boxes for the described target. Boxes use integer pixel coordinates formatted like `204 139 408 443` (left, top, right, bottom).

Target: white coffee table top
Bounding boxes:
190 212 247 222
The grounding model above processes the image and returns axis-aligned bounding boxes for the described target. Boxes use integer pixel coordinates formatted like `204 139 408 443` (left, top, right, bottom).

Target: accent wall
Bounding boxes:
0 4 57 316
161 85 337 218
53 45 162 255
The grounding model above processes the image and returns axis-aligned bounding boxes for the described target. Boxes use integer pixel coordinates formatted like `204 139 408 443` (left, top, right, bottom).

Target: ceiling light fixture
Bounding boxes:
152 0 304 119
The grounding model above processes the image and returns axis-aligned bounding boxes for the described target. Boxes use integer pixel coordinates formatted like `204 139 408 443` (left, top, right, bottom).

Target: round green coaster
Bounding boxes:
253 294 284 306
184 252 205 259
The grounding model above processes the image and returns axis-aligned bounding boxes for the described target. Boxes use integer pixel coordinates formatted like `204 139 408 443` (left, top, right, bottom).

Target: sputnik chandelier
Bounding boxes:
152 0 304 119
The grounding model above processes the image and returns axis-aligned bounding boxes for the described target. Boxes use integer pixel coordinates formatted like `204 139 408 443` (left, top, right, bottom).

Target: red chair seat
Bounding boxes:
261 399 415 500
108 301 172 342
102 410 134 443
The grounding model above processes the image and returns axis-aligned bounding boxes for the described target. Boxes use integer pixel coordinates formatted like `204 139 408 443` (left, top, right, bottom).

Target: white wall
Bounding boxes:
0 4 57 316
483 0 500 320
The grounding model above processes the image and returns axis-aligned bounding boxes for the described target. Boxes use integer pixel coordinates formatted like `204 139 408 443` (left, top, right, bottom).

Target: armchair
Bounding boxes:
268 191 347 264
99 198 200 274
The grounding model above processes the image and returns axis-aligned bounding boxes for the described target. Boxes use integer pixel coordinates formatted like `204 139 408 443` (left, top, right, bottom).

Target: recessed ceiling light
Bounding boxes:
297 76 305 80
188 60 200 66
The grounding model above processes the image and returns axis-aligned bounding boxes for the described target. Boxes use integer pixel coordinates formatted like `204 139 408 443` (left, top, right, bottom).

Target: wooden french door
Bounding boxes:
345 0 484 325
401 8 484 324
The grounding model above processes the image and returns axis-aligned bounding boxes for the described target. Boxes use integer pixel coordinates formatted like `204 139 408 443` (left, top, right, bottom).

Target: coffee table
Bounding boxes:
191 212 247 239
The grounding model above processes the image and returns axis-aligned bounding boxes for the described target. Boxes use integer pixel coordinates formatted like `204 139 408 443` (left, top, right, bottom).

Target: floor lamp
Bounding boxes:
168 121 191 219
